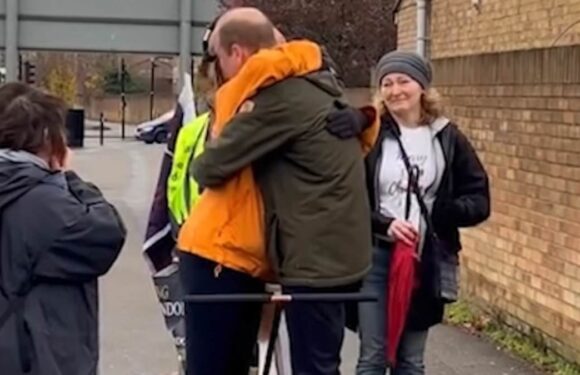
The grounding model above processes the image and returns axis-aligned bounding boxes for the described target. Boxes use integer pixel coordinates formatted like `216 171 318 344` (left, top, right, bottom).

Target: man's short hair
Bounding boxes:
218 18 277 54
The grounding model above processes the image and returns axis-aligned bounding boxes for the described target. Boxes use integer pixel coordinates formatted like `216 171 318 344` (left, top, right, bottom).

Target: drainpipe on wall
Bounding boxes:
416 0 428 57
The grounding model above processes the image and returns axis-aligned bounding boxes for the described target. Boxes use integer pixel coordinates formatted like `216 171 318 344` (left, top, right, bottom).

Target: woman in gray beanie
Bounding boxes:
356 51 491 375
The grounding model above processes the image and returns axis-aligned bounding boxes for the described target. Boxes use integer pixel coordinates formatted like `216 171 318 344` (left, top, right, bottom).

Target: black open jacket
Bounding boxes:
366 114 491 329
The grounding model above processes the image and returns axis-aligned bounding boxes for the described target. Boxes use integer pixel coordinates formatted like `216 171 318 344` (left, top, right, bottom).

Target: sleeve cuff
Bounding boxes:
371 211 394 237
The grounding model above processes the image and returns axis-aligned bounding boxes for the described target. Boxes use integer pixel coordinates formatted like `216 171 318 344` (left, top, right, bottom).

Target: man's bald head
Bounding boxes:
212 7 277 55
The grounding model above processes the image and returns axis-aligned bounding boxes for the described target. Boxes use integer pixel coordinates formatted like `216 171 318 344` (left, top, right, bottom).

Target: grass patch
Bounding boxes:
445 301 580 375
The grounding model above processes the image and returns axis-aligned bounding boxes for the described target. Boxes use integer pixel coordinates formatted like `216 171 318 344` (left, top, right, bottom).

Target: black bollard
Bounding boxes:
99 112 104 146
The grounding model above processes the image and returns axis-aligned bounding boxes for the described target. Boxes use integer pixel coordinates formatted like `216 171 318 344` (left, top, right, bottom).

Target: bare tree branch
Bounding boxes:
220 0 397 87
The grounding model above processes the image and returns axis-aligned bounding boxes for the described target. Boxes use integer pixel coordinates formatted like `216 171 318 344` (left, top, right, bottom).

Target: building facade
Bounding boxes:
395 0 580 362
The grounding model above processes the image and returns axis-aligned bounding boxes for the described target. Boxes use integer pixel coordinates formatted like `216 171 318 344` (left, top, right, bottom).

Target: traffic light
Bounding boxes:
23 61 36 85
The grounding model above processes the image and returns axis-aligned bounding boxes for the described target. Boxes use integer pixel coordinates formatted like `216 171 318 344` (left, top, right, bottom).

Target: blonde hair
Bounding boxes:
195 59 219 105
373 86 444 125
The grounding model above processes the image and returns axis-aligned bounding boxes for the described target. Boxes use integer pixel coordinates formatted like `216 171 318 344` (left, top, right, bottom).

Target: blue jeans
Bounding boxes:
356 247 429 375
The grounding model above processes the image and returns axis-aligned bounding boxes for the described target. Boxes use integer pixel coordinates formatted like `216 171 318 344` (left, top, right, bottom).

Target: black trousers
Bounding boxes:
180 252 264 375
283 285 353 375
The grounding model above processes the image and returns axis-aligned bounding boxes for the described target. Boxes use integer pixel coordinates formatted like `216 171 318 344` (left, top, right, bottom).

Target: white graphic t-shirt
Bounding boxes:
379 125 437 231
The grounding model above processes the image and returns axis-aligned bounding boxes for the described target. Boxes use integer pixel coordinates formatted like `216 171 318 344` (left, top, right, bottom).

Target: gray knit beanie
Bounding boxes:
375 51 432 88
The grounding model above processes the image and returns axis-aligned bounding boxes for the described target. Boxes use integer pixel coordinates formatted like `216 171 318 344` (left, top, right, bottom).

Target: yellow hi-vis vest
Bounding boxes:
167 112 210 228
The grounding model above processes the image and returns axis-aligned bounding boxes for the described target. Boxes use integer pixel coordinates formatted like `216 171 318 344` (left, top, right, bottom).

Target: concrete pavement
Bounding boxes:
72 139 543 375
340 325 543 374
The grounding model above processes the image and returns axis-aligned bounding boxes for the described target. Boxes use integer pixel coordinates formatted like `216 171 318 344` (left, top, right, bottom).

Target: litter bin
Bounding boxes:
66 109 85 148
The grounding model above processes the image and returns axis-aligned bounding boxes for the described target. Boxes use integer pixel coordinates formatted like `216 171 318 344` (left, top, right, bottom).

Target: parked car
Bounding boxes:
135 111 174 144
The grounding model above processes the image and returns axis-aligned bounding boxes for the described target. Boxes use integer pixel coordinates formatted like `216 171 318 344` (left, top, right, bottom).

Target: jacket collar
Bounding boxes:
0 149 50 170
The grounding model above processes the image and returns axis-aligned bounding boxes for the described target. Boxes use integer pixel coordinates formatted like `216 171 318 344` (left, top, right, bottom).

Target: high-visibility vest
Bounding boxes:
167 112 210 228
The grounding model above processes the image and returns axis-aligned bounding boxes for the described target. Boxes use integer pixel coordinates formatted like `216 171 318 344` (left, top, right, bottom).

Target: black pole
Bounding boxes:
262 304 283 375
121 58 126 140
99 112 104 146
149 59 156 120
184 292 378 303
17 54 22 81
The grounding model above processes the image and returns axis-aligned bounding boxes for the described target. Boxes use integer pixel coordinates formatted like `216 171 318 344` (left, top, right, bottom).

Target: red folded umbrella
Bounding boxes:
385 238 420 367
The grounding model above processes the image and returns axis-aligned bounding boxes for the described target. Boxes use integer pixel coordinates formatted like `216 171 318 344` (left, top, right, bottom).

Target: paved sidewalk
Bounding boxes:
72 140 544 375
340 325 543 375
425 325 543 375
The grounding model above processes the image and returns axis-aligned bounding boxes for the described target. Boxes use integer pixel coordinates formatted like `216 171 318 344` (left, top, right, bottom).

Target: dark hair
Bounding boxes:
218 18 276 54
0 82 68 162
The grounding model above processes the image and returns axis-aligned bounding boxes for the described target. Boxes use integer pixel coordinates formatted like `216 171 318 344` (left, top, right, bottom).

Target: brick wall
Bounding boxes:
394 0 580 362
432 46 580 362
395 0 417 51
429 0 580 58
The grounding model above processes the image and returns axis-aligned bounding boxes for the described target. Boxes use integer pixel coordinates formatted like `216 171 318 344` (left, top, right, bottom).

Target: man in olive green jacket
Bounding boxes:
194 70 373 287
192 7 374 374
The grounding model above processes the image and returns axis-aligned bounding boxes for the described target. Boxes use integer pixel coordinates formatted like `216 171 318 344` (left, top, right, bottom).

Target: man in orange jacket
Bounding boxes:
179 7 378 375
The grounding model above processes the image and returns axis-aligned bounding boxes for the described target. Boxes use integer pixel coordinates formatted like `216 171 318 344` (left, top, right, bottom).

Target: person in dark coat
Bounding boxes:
0 83 126 375
355 51 491 375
